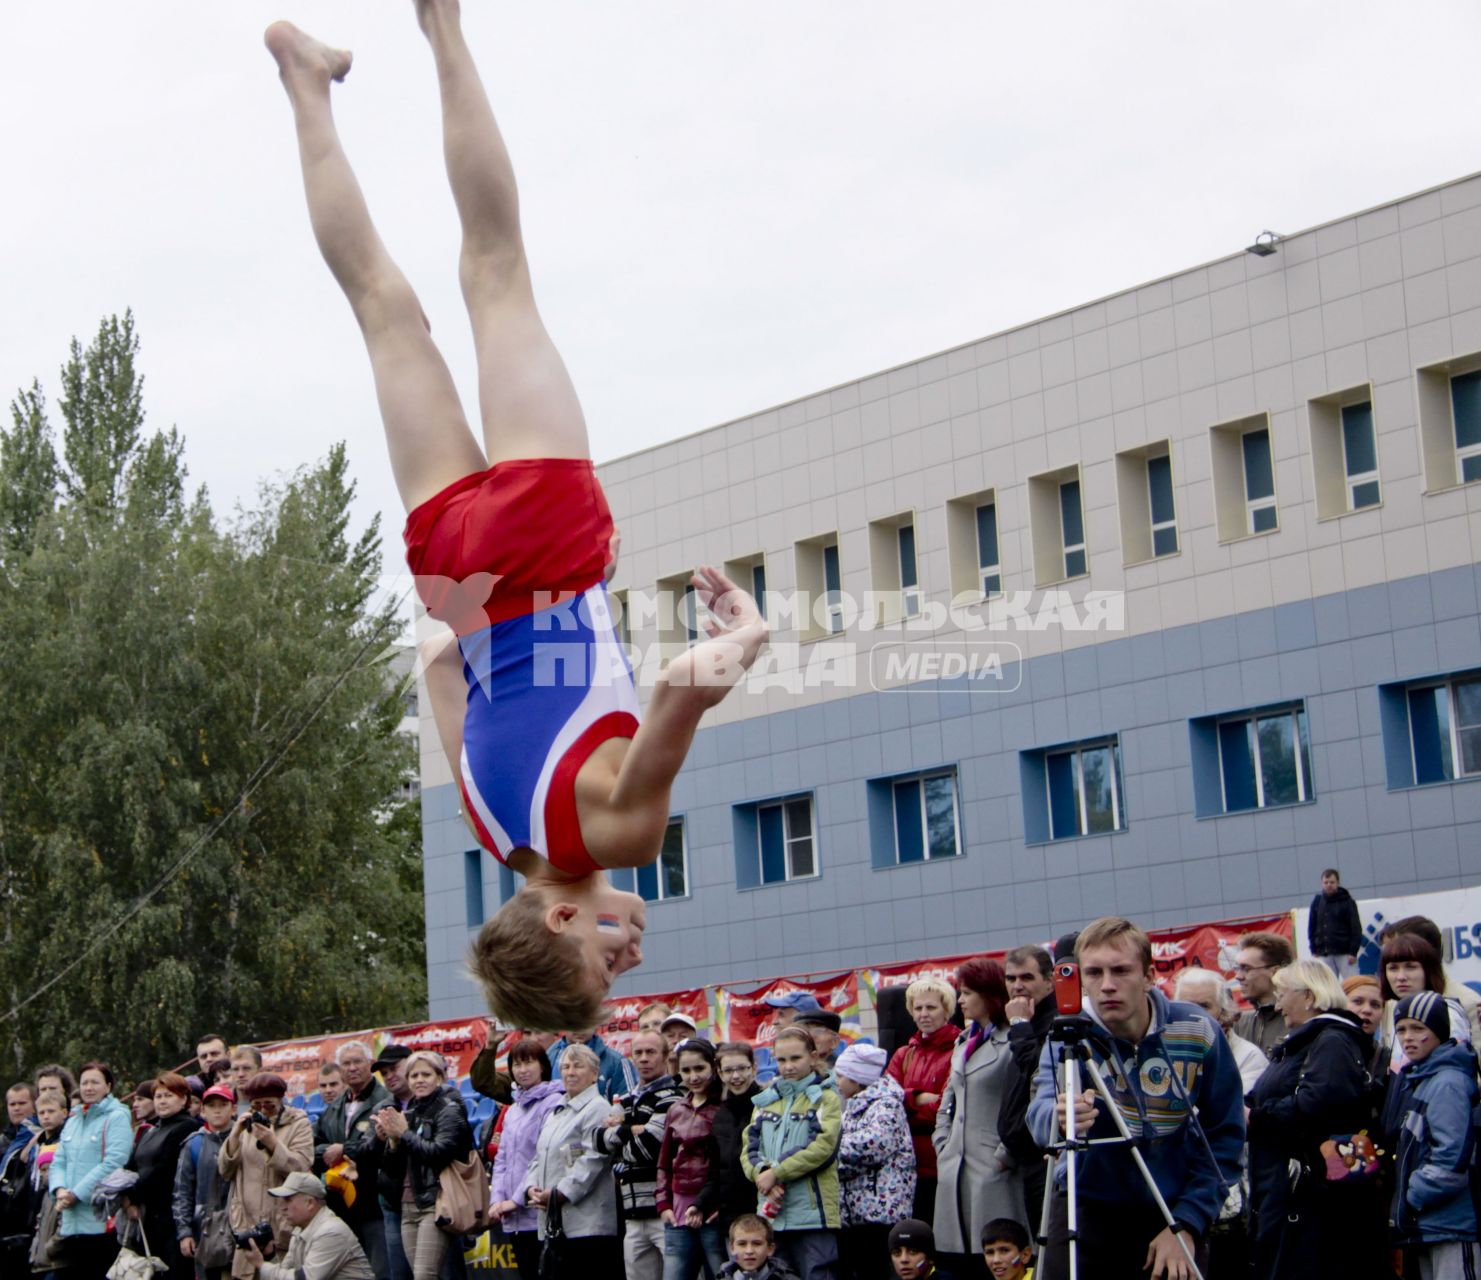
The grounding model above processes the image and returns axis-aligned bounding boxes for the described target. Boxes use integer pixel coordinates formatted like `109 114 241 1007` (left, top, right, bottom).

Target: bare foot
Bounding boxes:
264 21 352 87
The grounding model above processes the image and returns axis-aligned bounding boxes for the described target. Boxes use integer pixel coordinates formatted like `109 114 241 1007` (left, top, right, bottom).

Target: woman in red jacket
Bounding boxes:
885 977 959 1224
656 1039 739 1280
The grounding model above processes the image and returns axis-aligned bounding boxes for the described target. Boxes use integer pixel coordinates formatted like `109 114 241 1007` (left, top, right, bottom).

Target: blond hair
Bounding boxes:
1272 959 1349 1012
467 886 606 1032
402 1051 448 1080
905 977 957 1018
1076 916 1154 970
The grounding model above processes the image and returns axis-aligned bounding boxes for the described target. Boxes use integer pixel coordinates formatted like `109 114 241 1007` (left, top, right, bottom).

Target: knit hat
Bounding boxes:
888 1219 936 1257
834 1044 888 1086
1395 990 1450 1042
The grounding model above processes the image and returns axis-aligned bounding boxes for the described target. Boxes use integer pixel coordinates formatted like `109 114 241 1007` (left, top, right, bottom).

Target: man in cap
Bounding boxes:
367 1046 414 1280
763 991 824 1029
794 1012 843 1071
660 1011 699 1056
371 1045 413 1105
241 1171 375 1280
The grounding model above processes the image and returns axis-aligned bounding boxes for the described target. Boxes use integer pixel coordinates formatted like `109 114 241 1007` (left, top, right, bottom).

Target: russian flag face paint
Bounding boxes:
596 913 624 934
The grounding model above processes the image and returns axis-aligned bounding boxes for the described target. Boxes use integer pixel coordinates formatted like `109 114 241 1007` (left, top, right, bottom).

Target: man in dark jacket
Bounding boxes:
595 1031 684 1280
996 945 1056 1229
1307 868 1363 979
314 1041 393 1280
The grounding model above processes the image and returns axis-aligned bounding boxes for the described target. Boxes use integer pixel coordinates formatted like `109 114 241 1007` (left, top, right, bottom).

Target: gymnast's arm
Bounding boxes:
419 631 478 838
593 568 767 867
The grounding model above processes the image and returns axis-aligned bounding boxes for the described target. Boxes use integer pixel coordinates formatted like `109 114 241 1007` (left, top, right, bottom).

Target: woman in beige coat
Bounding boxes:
217 1072 315 1279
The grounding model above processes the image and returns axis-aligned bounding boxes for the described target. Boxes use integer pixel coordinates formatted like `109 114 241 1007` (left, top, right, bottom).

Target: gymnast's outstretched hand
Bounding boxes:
665 565 768 697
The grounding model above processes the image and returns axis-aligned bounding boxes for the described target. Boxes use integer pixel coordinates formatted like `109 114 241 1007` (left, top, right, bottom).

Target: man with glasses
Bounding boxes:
595 1031 684 1280
1231 932 1295 1055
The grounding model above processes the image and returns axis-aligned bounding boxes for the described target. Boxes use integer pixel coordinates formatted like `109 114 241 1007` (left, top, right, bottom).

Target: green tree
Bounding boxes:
0 314 427 1079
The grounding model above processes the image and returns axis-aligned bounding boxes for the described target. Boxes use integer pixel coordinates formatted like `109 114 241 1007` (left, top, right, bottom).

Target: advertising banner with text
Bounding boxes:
1295 887 1481 994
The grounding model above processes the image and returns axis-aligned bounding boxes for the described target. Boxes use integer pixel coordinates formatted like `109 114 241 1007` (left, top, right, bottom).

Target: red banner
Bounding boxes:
254 1017 491 1103
595 989 712 1056
719 973 860 1047
1148 913 1295 1002
867 950 1009 991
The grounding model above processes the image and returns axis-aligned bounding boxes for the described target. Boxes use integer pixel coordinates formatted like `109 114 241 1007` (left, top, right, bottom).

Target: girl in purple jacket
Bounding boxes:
491 1040 566 1278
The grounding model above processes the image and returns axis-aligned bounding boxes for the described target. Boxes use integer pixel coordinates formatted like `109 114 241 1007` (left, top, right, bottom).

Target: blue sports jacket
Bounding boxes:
1026 986 1246 1235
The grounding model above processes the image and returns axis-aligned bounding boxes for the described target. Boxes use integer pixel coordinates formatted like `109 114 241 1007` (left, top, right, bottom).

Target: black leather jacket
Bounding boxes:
377 1085 473 1208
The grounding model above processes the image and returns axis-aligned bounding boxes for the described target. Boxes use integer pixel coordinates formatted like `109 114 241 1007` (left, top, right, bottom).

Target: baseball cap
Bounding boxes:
372 1044 412 1071
762 991 823 1014
268 1171 327 1201
661 1012 698 1033
202 1084 235 1106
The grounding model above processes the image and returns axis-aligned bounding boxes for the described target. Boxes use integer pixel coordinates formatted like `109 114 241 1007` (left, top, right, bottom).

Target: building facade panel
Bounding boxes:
419 174 1481 1019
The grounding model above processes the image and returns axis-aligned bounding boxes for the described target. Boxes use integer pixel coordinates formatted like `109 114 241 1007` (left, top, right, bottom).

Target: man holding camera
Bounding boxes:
240 1171 374 1280
1026 917 1245 1280
219 1073 315 1280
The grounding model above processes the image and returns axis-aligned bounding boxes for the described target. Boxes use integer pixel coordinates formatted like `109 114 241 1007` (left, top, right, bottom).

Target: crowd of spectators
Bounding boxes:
4 876 1480 1279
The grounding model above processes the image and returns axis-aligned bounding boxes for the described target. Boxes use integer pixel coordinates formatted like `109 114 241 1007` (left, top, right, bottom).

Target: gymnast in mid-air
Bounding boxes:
265 0 767 1030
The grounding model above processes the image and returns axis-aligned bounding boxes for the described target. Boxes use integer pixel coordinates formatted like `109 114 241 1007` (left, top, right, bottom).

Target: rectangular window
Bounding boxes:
1408 676 1481 783
1242 428 1278 533
822 542 843 633
891 772 960 863
611 589 631 649
751 562 767 621
1218 705 1313 811
975 502 1001 596
463 849 485 929
1059 479 1087 578
1146 453 1179 557
897 524 922 618
1044 739 1125 839
633 819 688 901
1453 369 1481 484
1341 401 1381 509
758 796 816 883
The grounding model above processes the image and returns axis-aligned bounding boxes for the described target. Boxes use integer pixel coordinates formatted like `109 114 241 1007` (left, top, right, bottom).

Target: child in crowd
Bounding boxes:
980 1218 1033 1280
718 1213 799 1279
174 1084 237 1278
888 1219 954 1280
742 1027 842 1280
265 0 767 1035
23 1092 69 1244
1383 991 1480 1279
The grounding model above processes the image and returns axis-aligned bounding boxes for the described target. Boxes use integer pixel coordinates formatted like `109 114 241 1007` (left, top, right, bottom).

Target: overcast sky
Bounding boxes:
5 1 1481 613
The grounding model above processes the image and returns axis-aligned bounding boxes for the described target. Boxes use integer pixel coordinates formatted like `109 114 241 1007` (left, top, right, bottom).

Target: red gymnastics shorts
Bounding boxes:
403 458 614 634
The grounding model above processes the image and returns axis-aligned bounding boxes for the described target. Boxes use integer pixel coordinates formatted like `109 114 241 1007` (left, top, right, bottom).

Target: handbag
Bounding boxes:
434 1150 490 1235
537 1196 566 1280
105 1219 168 1280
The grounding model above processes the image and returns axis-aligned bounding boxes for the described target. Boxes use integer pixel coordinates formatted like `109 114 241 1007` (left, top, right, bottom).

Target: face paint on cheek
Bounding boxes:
596 914 624 933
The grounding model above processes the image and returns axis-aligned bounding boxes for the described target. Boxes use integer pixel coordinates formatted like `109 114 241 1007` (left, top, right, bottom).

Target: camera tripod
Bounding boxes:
1036 1016 1205 1280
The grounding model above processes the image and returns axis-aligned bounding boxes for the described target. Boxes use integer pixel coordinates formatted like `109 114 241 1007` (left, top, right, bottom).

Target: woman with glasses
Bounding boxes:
715 1043 761 1237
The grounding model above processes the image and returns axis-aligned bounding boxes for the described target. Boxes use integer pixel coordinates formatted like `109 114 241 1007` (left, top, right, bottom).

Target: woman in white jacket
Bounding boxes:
523 1045 619 1276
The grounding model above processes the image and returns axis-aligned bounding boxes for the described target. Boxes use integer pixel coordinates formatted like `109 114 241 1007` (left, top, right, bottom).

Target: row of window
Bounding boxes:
457 668 1480 917
611 365 1481 647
